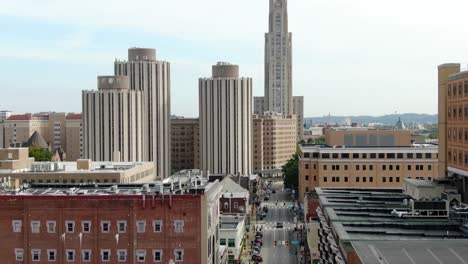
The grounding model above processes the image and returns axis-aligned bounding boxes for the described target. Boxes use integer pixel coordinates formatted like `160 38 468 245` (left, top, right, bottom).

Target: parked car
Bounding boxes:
255 239 263 246
263 196 270 201
255 233 263 239
276 222 283 228
272 189 276 194
252 255 263 262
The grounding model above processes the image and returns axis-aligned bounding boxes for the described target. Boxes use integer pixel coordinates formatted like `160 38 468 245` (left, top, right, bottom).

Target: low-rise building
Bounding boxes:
219 177 249 215
219 215 246 264
298 144 439 201
0 172 222 264
0 148 155 184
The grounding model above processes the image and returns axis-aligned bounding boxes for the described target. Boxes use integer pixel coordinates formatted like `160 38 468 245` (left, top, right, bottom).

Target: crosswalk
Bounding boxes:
254 222 297 231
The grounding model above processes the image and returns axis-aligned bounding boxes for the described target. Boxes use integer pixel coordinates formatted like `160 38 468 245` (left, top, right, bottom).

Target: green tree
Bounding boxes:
29 147 53 162
282 152 299 189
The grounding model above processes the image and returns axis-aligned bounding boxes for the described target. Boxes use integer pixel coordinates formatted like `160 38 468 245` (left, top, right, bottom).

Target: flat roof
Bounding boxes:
300 144 438 152
316 188 468 241
404 178 439 188
353 240 468 264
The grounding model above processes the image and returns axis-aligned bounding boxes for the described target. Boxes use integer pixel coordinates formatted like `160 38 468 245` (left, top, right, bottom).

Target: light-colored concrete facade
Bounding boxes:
2 113 82 160
265 0 293 115
253 114 296 177
298 145 440 201
199 63 252 176
293 96 304 141
325 128 412 147
82 76 144 163
114 48 171 179
171 118 200 172
64 114 83 161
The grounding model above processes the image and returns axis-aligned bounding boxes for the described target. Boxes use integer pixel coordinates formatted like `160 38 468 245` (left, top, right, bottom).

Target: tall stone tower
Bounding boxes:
265 0 293 115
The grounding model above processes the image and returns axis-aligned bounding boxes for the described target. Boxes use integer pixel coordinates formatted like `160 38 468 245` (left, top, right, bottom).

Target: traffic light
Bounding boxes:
286 240 290 246
243 244 247 251
274 240 278 247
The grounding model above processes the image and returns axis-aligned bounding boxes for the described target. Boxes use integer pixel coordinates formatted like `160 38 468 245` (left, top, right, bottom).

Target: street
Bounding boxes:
250 180 306 264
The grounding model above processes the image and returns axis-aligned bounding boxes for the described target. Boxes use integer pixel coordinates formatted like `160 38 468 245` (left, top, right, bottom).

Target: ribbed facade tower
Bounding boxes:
114 48 171 179
82 76 143 162
199 63 253 176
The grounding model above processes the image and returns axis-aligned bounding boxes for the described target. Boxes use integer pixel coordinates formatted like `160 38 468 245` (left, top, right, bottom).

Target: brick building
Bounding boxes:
171 118 199 172
0 174 222 264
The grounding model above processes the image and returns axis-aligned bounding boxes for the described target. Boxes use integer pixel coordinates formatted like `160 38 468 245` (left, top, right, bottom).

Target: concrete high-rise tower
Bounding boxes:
199 62 253 176
265 0 293 115
114 48 171 179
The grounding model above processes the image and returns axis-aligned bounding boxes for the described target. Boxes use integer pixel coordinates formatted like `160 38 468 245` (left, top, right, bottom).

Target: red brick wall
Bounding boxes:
0 195 202 263
305 197 320 222
219 197 247 214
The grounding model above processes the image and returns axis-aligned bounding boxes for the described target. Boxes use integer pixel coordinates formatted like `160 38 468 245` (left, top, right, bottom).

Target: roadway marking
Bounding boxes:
449 248 468 264
402 249 416 264
427 249 443 264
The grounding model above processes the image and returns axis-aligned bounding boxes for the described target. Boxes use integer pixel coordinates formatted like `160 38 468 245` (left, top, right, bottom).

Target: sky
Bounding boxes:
0 0 467 118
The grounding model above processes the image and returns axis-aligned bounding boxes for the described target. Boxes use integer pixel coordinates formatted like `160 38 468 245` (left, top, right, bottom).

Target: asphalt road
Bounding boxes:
252 181 304 264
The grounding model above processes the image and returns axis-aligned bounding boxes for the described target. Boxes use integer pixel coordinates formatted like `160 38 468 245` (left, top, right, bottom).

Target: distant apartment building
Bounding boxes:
253 96 304 142
1 113 82 161
199 62 252 176
0 110 12 121
171 118 199 172
0 148 155 184
438 63 468 202
64 113 83 161
0 174 222 264
324 128 412 147
253 113 296 177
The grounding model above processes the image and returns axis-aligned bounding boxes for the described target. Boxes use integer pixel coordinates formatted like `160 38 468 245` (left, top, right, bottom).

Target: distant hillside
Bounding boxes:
305 113 437 125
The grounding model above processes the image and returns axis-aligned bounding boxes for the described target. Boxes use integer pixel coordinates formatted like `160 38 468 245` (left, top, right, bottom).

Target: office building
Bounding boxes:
199 62 252 176
293 96 304 141
83 76 144 163
171 118 199 172
298 144 439 201
253 113 296 177
308 187 468 264
64 113 83 161
0 172 222 264
324 128 412 147
114 48 171 179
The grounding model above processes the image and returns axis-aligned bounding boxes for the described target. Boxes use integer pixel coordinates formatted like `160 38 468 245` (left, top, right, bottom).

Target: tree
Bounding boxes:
29 147 53 162
283 152 299 189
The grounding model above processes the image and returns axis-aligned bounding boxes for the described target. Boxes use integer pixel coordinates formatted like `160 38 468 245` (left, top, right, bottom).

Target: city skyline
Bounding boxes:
1 0 468 117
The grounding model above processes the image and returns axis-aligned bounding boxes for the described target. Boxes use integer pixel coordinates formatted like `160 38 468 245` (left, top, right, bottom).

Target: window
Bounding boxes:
416 153 423 159
174 249 184 262
153 250 163 262
370 165 374 170
407 153 414 159
153 220 162 233
383 177 386 183
428 165 432 171
101 221 110 233
220 238 226 245
369 177 374 182
137 221 146 233
387 153 395 159
425 153 432 159
305 175 309 181
356 176 360 182
396 177 400 182
31 221 40 233
65 221 75 233
363 177 367 182
117 221 127 233
344 165 348 170
305 164 309 169
47 250 57 261
396 165 400 171
408 165 412 170
382 165 386 171
31 249 41 261
66 250 75 262
323 165 327 170
356 165 360 170
344 177 348 182
228 239 235 247
322 153 330 159
397 153 404 159
15 249 24 261
389 165 393 171
378 153 385 159
353 153 359 159
101 249 111 262
224 202 229 209
342 153 349 159
174 220 184 233
136 250 146 262
47 221 56 233
82 221 91 233
323 177 327 182
389 177 393 183
362 153 367 159
332 153 339 159
12 220 22 233
82 250 91 262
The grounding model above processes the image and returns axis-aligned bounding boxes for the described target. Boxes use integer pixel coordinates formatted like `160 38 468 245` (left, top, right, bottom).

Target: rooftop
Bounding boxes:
300 143 438 153
0 161 151 174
